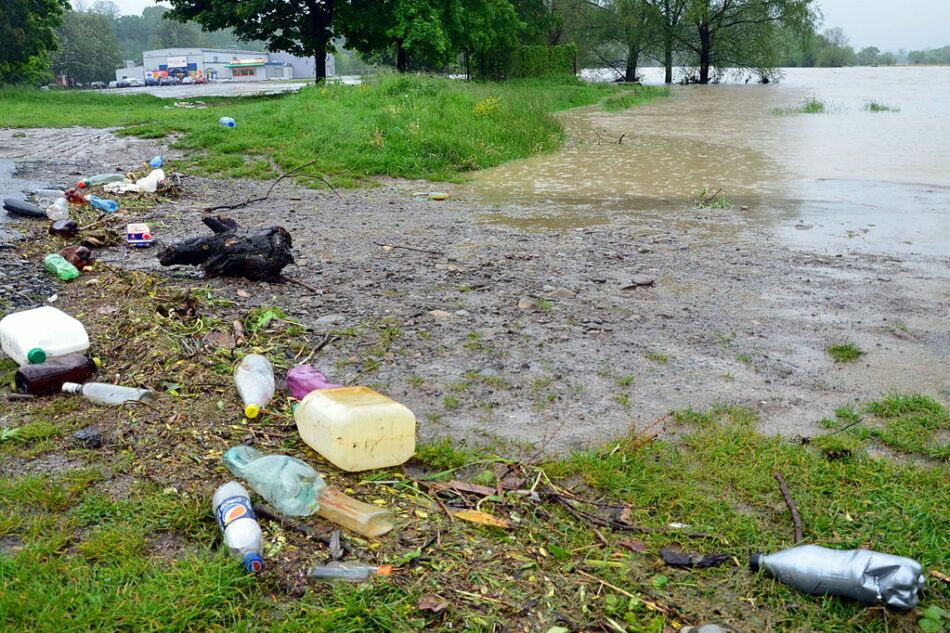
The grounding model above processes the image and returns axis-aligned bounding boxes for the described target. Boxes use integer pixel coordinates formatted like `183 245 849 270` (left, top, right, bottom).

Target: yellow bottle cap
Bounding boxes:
244 404 260 419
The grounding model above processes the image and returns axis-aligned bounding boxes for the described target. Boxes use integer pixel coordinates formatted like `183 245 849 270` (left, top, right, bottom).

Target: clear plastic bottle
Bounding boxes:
223 445 395 537
750 545 925 609
286 365 342 400
77 174 125 188
87 196 119 213
234 354 275 418
62 381 156 405
45 197 69 220
223 445 326 516
44 253 79 281
219 117 236 128
308 561 393 583
212 481 264 573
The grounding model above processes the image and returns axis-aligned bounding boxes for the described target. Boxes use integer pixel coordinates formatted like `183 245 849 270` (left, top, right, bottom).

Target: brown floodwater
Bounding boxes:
463 66 950 256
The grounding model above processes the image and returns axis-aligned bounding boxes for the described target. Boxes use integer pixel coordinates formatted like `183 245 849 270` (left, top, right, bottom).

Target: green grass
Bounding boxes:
0 74 643 185
827 343 863 362
599 86 670 112
864 100 900 112
772 97 828 115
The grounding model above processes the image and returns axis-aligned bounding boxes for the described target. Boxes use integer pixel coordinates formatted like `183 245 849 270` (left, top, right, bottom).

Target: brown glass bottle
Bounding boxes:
59 245 95 269
49 220 79 238
15 354 97 395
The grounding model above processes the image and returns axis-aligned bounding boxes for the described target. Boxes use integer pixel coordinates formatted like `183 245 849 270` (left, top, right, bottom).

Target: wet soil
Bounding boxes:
2 127 948 453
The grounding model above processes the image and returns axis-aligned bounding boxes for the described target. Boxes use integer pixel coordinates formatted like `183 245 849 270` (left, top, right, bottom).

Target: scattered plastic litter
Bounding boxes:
15 354 97 395
49 219 79 238
219 116 237 128
77 173 125 188
750 545 925 609
149 156 164 168
234 353 274 418
295 385 416 472
87 196 120 213
286 365 342 400
308 562 393 583
45 197 69 220
213 481 264 573
44 253 79 281
62 381 156 405
3 198 46 218
428 192 451 200
103 169 165 194
126 223 154 248
0 306 90 365
58 245 95 270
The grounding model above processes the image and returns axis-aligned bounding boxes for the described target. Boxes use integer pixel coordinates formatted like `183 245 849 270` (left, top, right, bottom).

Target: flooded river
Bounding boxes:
463 66 950 256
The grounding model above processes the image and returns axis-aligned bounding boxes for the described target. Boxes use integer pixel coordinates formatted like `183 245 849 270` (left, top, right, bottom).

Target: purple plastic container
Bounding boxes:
286 366 342 400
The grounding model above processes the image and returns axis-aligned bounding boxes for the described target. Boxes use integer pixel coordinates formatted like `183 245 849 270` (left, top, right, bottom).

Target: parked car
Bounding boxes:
90 81 107 89
158 76 181 86
144 77 158 86
107 80 130 89
181 76 195 85
194 77 208 84
126 78 142 87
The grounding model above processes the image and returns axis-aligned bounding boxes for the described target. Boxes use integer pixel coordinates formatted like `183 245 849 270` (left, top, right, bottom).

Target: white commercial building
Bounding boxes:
116 48 334 82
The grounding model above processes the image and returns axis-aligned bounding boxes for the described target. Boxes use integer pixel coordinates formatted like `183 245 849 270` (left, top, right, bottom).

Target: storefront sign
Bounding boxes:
166 56 189 68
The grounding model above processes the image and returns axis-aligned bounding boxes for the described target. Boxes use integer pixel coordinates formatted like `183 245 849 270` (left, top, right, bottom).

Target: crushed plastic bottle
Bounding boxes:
104 169 165 195
750 545 925 609
286 365 342 400
233 353 275 418
213 481 264 573
62 381 156 405
223 445 395 537
44 253 79 281
49 219 80 238
149 156 164 168
45 197 69 220
223 445 326 516
87 196 119 213
308 561 393 583
77 173 125 188
219 117 236 128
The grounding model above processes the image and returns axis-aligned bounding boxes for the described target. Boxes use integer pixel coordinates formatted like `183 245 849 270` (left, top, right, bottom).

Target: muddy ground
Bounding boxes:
2 126 948 453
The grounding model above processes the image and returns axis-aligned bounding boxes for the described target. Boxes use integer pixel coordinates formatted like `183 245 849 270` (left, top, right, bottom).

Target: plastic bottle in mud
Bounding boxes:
15 354 98 395
61 381 155 405
308 562 393 583
49 220 80 238
45 197 69 220
750 545 925 609
212 481 264 573
87 196 119 213
233 354 275 418
44 253 79 281
77 173 125 188
64 189 87 205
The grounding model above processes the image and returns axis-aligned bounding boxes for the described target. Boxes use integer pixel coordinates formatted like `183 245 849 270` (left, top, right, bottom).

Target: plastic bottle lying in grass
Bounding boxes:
219 117 236 128
62 381 156 405
223 445 395 537
213 481 264 573
750 545 925 609
308 561 393 583
44 253 79 281
234 354 275 418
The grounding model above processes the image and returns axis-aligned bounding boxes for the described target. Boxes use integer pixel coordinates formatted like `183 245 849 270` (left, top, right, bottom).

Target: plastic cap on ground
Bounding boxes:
27 348 47 364
241 552 264 573
749 553 762 572
244 404 260 419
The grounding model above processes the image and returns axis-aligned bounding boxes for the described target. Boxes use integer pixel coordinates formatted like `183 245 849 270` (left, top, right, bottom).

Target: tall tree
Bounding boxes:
645 0 687 83
0 0 69 84
681 0 815 83
52 10 123 83
149 19 209 49
592 0 661 82
164 0 342 81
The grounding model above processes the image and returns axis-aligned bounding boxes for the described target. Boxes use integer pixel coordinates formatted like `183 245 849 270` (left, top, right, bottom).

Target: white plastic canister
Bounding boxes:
0 306 90 365
294 386 416 472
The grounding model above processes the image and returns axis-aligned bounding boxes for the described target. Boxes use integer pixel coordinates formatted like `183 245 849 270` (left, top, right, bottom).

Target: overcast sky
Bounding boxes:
99 0 949 53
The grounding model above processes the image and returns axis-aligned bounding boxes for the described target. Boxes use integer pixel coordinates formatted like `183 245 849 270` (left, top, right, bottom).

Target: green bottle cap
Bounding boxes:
27 348 47 364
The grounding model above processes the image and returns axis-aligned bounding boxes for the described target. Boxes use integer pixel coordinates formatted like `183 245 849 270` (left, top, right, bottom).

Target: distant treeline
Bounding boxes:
781 26 950 67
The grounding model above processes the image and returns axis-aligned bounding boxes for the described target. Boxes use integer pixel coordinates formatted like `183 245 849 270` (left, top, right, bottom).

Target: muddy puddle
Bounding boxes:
462 66 950 258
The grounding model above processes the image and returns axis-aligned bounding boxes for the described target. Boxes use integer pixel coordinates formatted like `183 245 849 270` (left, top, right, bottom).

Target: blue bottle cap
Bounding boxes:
242 552 264 573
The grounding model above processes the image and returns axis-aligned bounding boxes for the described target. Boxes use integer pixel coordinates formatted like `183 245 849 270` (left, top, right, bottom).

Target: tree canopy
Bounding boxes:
52 10 123 83
0 0 69 83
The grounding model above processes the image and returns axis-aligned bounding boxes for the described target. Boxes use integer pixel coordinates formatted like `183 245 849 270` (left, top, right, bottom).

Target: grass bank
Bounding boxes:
0 76 667 185
0 264 946 632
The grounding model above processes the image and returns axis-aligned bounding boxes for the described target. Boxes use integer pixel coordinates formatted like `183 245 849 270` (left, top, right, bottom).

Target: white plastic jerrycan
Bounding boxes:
294 386 416 472
0 306 90 365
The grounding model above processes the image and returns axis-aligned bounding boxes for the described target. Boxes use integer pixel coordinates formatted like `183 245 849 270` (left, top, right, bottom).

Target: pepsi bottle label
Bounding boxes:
215 495 256 530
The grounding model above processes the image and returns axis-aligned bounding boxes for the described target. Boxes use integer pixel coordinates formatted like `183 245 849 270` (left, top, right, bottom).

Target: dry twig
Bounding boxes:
372 242 445 256
774 472 804 542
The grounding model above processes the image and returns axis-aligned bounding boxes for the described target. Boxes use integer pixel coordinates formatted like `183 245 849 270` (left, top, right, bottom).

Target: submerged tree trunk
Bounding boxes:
663 38 673 83
698 25 711 84
624 48 640 82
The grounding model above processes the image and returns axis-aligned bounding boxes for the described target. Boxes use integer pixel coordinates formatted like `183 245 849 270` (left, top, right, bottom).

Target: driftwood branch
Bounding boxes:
774 472 804 542
373 242 444 256
206 160 338 211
